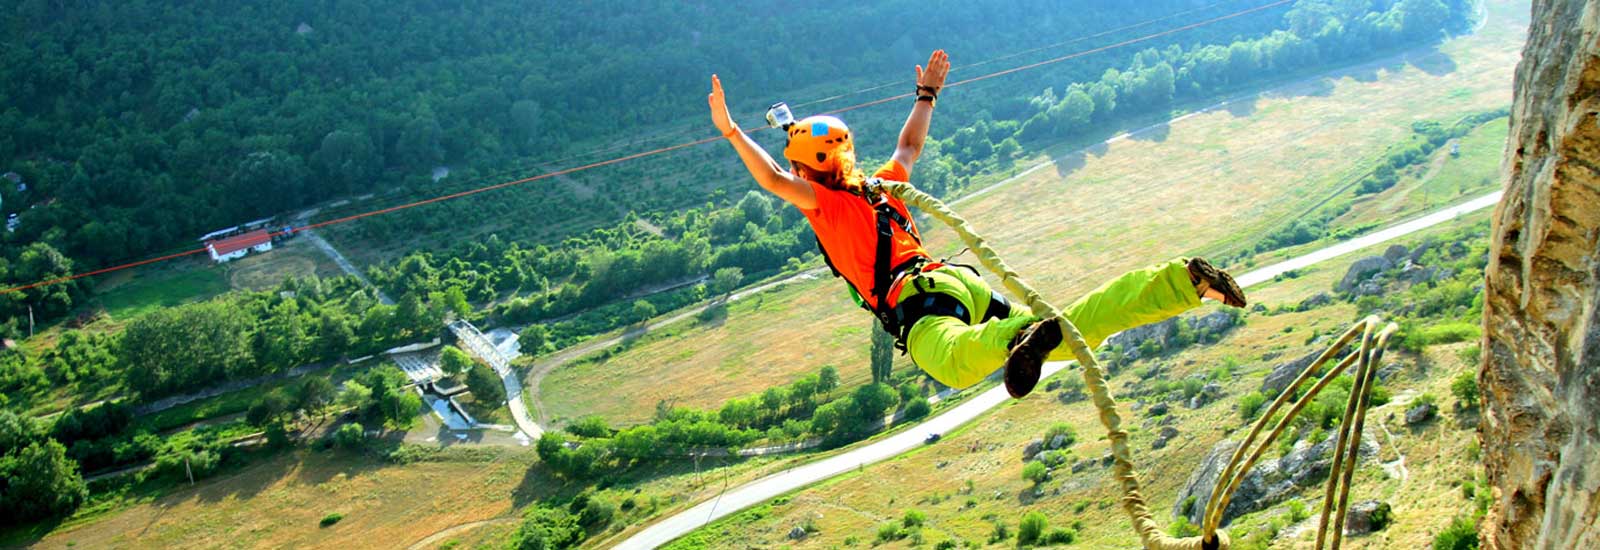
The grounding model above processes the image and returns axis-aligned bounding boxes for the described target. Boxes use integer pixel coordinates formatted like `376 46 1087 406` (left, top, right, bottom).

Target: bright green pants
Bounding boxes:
900 258 1201 389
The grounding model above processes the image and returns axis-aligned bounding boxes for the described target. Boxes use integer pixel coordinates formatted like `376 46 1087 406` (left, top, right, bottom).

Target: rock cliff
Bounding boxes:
1480 0 1600 548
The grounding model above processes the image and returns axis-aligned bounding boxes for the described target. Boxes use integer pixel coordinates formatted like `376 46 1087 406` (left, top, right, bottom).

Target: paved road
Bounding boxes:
611 191 1502 550
294 210 394 305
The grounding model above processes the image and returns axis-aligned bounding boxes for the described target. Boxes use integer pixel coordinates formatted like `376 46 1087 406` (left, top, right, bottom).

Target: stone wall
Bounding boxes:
1480 0 1600 548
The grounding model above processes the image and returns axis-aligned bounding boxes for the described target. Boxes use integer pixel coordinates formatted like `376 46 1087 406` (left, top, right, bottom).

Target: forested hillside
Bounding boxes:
0 0 1472 331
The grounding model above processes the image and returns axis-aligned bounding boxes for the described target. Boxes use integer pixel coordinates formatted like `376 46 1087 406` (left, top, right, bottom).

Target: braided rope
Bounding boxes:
881 181 1398 550
882 181 1220 550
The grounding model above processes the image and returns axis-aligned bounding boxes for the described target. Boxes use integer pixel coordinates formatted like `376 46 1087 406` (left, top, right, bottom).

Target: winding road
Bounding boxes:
611 190 1502 550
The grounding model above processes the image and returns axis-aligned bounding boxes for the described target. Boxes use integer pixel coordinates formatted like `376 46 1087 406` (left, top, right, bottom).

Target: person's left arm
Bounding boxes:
889 49 950 174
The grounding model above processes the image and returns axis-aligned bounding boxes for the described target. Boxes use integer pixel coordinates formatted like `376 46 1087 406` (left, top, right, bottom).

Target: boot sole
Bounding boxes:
1190 257 1248 308
1004 319 1063 398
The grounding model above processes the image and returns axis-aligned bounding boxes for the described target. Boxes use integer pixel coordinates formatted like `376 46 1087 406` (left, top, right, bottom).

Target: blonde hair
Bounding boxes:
793 145 868 195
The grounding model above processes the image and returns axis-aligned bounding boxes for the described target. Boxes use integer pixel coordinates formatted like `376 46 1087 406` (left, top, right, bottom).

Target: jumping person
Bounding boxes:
707 50 1246 398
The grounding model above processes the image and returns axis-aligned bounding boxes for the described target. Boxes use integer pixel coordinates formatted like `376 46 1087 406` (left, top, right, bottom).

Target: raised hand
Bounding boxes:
708 74 736 137
916 50 950 95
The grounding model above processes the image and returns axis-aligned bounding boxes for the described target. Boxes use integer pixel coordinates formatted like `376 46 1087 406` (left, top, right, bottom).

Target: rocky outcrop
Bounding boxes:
1336 256 1392 293
1261 350 1323 398
1480 1 1600 548
1173 433 1378 527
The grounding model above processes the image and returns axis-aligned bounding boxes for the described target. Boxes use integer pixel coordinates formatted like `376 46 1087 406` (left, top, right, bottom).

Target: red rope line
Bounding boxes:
0 0 1292 296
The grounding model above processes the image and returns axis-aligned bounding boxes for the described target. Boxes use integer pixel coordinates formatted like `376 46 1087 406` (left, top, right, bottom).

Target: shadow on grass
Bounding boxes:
1128 122 1171 144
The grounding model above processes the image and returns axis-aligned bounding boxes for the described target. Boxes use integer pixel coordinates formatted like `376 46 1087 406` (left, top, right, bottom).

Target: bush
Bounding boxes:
990 519 1011 543
565 416 612 438
1400 322 1481 352
903 509 926 528
1043 422 1077 449
1044 527 1078 545
1023 461 1049 485
1432 515 1479 550
876 522 906 542
1017 511 1049 546
334 422 365 449
1239 391 1267 421
1287 500 1309 523
1168 516 1200 537
1451 371 1480 409
320 512 344 527
904 396 931 420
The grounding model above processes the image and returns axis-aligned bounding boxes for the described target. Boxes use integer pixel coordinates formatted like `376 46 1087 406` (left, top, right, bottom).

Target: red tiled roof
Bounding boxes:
207 229 272 256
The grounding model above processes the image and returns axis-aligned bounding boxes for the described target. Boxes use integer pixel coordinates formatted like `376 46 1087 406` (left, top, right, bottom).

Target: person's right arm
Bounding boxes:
708 74 817 210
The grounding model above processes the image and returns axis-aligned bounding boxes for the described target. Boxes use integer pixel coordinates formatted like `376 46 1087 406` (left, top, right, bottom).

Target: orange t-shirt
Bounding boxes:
799 160 929 309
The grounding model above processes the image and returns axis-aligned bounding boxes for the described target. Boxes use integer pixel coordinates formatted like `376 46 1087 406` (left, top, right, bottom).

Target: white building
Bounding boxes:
205 228 273 262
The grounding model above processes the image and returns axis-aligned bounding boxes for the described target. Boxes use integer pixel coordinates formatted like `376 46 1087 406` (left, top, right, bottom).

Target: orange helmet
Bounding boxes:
784 115 852 173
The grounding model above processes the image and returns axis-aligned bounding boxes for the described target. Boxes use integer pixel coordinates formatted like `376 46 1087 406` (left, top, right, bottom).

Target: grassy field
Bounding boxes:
536 0 1523 427
652 213 1491 549
91 261 231 321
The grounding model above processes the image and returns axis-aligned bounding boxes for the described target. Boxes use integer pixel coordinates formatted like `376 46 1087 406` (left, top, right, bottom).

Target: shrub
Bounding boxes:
565 415 612 438
1169 516 1200 537
1045 527 1078 545
877 522 906 543
1432 515 1479 550
1451 371 1480 409
1287 499 1309 523
1017 511 1049 546
334 422 366 449
320 512 344 527
1023 461 1049 485
904 396 931 420
903 509 926 528
1043 422 1077 449
990 520 1011 543
1239 391 1267 421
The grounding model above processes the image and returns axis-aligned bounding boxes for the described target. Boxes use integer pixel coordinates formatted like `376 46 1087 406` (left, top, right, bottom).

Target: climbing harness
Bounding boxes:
877 180 1398 550
814 177 927 348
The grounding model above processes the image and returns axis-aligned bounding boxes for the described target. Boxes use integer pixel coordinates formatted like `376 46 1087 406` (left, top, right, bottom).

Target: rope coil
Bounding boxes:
880 181 1398 550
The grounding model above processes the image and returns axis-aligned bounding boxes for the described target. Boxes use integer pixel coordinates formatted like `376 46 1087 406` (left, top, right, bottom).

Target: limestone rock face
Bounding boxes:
1480 1 1600 548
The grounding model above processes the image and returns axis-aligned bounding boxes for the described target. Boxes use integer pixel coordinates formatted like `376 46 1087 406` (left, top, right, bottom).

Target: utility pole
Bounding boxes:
27 305 34 338
184 456 195 486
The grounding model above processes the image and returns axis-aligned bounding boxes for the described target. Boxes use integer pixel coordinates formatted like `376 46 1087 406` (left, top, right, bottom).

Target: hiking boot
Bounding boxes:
1188 257 1247 308
1004 318 1063 398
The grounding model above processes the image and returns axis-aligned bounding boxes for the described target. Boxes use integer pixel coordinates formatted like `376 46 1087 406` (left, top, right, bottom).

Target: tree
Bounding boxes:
296 376 335 416
466 363 506 405
710 267 743 296
519 324 551 354
334 422 366 449
870 323 895 384
1451 371 1479 409
246 389 293 427
119 300 256 397
851 383 898 425
440 345 474 377
313 129 378 195
631 299 657 324
377 387 422 430
338 380 373 412
818 366 840 394
0 440 88 523
0 410 39 457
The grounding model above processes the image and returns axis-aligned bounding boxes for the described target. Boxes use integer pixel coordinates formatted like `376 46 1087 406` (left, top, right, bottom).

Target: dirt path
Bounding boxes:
404 517 519 549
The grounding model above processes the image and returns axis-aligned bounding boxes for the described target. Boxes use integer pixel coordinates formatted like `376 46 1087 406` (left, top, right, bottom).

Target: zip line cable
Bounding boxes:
0 0 1295 297
787 0 1243 111
536 0 1253 168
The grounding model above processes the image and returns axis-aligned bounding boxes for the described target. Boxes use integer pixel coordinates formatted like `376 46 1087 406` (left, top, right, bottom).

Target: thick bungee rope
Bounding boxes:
876 180 1398 550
